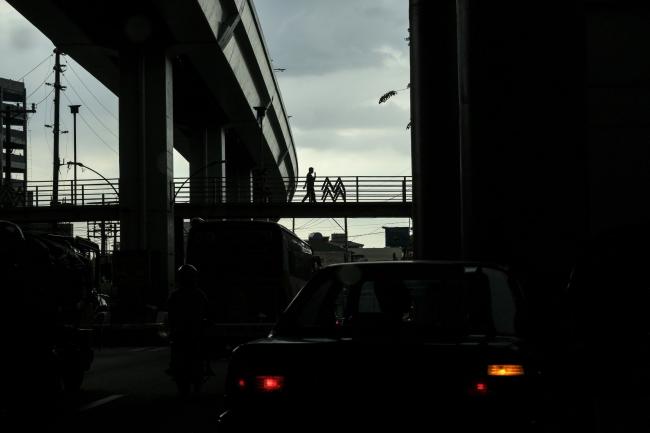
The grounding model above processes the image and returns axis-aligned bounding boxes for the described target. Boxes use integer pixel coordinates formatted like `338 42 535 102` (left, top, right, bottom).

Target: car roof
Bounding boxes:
320 260 510 273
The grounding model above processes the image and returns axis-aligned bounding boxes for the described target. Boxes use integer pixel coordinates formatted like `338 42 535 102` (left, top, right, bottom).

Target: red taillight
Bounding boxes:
469 381 489 396
237 378 246 390
256 375 285 392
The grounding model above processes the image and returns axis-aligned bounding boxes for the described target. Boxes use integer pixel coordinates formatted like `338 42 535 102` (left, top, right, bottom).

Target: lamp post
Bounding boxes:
66 161 119 199
69 105 81 204
173 159 226 202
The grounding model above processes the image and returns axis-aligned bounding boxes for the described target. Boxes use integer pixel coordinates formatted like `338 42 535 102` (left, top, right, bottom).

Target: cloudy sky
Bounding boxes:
0 0 411 247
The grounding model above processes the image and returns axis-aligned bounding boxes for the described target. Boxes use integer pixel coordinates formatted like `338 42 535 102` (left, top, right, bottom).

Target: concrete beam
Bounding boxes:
0 202 411 224
175 202 412 220
0 205 121 223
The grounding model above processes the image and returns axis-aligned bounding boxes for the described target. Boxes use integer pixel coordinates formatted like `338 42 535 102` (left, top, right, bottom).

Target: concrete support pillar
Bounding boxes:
189 126 225 204
118 48 175 310
226 139 252 204
409 0 462 259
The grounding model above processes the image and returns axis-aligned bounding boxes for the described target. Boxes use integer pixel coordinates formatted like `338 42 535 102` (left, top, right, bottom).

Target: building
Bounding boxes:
0 78 28 192
383 226 410 248
308 232 404 266
330 233 364 249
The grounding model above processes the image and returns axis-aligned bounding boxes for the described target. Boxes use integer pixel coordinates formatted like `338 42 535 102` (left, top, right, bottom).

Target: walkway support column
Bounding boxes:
189 126 225 204
118 48 175 313
409 0 462 259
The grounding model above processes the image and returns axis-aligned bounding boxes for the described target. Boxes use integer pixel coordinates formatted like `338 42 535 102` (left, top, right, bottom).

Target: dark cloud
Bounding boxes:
10 25 38 50
254 0 409 76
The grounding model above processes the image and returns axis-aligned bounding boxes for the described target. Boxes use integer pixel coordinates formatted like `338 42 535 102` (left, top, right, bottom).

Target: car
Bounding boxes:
219 261 541 431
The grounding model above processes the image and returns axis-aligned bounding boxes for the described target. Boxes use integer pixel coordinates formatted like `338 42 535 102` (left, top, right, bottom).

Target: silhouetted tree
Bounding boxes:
378 83 411 129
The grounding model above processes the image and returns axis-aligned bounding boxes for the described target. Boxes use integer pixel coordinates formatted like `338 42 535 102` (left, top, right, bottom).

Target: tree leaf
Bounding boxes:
378 90 397 104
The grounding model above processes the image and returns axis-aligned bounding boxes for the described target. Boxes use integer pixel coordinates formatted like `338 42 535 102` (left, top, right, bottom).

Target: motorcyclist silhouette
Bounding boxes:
167 264 211 397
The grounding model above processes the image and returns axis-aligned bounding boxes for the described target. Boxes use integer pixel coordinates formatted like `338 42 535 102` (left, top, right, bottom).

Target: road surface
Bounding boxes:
2 346 228 432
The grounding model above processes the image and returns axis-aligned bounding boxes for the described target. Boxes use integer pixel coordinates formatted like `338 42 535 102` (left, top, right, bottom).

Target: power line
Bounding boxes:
33 88 54 106
42 93 52 155
16 54 53 81
295 218 323 230
62 74 118 139
64 59 118 121
26 70 54 100
344 221 408 228
62 90 118 154
331 218 345 232
348 230 385 239
295 219 316 230
79 113 118 155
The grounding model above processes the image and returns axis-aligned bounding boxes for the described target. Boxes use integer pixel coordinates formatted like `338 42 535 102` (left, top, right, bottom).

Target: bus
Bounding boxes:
185 219 316 344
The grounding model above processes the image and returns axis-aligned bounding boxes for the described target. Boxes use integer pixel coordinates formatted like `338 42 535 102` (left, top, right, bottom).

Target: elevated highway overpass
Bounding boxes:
7 0 297 304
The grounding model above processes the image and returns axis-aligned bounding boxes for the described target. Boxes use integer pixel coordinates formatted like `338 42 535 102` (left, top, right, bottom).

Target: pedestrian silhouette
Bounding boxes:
301 167 316 203
167 264 211 398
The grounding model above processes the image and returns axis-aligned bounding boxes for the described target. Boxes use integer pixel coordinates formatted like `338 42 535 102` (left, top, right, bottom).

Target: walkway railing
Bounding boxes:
172 176 412 204
0 178 120 207
0 176 412 208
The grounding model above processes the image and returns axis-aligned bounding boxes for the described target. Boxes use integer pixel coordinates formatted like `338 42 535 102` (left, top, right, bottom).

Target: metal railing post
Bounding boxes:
81 185 85 205
356 176 359 202
102 193 105 206
70 179 74 204
402 177 407 202
35 186 39 206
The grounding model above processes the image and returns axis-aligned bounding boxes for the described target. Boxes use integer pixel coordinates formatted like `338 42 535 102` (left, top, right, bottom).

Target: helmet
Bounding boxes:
177 263 199 289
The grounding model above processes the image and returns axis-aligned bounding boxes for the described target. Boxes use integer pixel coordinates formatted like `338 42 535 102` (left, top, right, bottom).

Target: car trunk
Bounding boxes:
228 336 530 428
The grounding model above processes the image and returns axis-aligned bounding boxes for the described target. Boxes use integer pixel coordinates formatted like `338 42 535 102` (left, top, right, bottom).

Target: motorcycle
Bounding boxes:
166 339 213 396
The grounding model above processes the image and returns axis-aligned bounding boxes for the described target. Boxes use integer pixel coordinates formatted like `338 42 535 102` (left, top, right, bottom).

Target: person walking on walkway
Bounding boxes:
302 167 316 203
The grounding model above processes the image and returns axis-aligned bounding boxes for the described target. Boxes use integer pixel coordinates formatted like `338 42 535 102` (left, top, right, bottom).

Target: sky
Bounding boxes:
0 0 411 247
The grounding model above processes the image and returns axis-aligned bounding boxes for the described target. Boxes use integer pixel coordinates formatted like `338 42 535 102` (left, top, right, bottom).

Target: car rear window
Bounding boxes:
280 265 518 339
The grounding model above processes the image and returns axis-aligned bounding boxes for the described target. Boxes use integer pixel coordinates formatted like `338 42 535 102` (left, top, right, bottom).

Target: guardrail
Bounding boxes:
0 176 412 208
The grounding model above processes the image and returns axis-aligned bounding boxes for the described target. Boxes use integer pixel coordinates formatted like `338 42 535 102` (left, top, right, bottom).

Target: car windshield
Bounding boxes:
277 264 519 339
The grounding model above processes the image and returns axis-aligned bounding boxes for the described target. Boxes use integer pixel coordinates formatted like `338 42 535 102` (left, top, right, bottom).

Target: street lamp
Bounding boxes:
66 161 119 200
69 104 81 204
173 159 226 202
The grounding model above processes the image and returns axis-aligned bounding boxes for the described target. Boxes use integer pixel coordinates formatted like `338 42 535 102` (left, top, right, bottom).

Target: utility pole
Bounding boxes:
344 217 349 262
100 220 106 255
51 48 66 204
69 104 81 204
